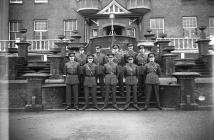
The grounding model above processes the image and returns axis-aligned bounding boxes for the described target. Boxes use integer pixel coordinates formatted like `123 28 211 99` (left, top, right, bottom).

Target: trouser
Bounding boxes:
96 74 105 94
145 84 160 107
104 85 117 106
125 85 138 105
138 75 145 95
66 84 78 106
84 86 97 106
79 74 84 94
118 70 124 94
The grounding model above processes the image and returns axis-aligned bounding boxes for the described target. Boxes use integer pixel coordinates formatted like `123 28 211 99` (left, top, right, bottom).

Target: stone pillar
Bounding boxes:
55 41 68 57
196 39 210 57
172 72 200 110
0 56 8 80
0 0 9 40
16 42 31 63
47 55 64 79
162 54 177 76
23 73 49 111
155 40 171 56
8 56 19 80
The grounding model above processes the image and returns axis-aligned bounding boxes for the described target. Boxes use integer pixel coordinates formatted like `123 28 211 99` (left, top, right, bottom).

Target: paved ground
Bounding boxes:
5 111 214 140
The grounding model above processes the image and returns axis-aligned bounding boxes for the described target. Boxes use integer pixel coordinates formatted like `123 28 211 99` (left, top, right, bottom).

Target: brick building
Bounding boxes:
0 0 214 51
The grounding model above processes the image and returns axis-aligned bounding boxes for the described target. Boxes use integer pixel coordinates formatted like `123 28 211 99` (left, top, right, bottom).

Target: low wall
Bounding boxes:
3 77 214 110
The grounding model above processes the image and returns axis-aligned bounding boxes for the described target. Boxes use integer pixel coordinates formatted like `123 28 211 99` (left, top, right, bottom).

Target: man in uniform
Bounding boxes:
111 44 125 96
124 43 137 64
75 47 87 94
93 45 106 97
102 53 119 110
64 52 80 110
123 55 141 111
82 54 99 110
136 45 148 97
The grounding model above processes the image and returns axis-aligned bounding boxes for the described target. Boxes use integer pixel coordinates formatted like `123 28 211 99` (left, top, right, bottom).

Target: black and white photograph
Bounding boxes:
0 0 214 139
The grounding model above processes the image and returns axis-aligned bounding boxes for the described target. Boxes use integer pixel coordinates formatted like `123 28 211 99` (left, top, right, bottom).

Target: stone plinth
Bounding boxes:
23 73 49 111
55 41 68 57
47 55 64 79
172 72 200 110
162 53 178 76
16 42 31 63
8 56 19 80
196 39 210 57
155 40 171 56
175 58 196 72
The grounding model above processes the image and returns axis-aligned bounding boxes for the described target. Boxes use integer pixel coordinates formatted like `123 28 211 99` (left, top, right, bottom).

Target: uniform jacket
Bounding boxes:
65 61 80 85
104 62 118 85
144 62 161 84
76 53 87 74
83 62 97 87
124 63 138 85
93 52 106 75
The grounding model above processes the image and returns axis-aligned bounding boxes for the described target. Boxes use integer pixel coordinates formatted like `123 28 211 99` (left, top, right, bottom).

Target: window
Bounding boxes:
150 18 164 38
182 17 197 38
10 0 22 4
127 28 136 37
34 20 48 39
64 19 78 39
35 0 48 3
92 29 98 37
209 17 214 36
9 21 22 40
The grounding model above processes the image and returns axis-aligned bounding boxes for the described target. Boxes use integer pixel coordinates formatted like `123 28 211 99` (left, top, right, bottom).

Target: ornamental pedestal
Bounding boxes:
162 54 177 76
55 41 68 57
23 73 49 111
16 42 31 64
196 39 210 57
155 40 170 56
172 72 200 110
8 56 19 80
47 55 64 79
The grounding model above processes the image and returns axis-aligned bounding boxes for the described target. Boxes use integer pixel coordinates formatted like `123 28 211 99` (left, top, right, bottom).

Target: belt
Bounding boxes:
67 73 77 75
85 75 95 77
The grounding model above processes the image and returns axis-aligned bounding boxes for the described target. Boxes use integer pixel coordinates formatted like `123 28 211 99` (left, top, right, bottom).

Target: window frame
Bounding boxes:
150 18 165 38
9 0 23 4
9 20 22 40
34 20 48 40
64 19 78 39
34 0 48 4
209 17 214 36
182 16 197 38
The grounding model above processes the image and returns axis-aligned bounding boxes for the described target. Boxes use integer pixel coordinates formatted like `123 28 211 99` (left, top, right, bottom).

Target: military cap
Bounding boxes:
87 53 94 58
95 45 101 49
79 47 84 50
68 52 75 57
107 52 114 57
127 43 134 47
148 52 155 58
112 44 120 49
127 55 134 60
138 45 145 49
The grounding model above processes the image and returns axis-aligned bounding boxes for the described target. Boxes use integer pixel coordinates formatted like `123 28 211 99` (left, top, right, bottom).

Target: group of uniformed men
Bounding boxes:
64 43 162 111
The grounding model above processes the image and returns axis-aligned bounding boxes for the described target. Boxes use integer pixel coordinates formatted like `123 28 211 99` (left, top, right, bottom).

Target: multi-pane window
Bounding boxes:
182 17 197 38
64 19 78 39
127 28 136 37
10 0 23 4
150 18 164 38
34 20 48 39
209 17 214 36
35 0 48 3
9 21 22 40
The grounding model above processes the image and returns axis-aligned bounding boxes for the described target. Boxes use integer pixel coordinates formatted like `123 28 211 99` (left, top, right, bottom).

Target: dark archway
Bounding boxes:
104 25 124 35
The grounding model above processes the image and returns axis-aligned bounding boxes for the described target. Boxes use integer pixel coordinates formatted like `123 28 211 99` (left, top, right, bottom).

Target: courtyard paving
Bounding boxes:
5 111 214 140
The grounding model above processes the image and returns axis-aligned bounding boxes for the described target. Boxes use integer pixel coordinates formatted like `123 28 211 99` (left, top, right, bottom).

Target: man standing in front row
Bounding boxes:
64 52 80 110
82 54 99 110
102 53 119 110
124 55 141 110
